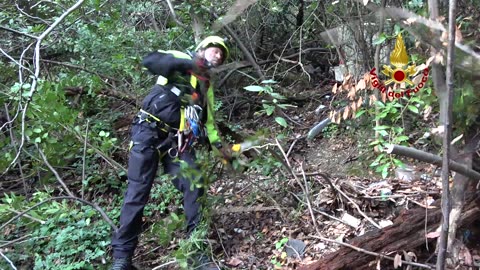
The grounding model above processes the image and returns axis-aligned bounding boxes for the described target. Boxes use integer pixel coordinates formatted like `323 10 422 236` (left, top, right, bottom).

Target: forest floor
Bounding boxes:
127 87 479 270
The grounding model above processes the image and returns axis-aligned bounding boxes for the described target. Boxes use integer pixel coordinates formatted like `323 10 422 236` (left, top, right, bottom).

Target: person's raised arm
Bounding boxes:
142 51 194 77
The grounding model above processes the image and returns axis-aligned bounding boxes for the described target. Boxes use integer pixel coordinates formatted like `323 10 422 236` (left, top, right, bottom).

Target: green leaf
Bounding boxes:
373 125 390 130
355 110 366 118
369 140 381 146
407 105 419 113
373 33 387 45
33 128 42 133
381 165 389 178
244 85 264 92
375 101 386 108
170 212 180 222
378 130 388 136
263 104 275 116
275 117 288 128
99 130 106 137
393 158 405 167
394 24 402 35
395 135 409 142
270 92 286 99
261 79 277 84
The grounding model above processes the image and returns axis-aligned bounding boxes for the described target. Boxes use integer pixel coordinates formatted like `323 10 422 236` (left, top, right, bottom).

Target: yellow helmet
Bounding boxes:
195 36 229 61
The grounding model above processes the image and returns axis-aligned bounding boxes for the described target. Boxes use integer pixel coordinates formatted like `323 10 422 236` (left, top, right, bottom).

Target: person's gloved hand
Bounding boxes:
214 142 233 165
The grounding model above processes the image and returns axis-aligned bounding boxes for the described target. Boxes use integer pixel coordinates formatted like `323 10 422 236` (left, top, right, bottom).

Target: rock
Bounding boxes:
285 239 306 258
395 165 421 182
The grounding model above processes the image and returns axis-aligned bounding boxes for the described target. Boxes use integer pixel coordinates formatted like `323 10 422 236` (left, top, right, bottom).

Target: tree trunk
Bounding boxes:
300 194 479 270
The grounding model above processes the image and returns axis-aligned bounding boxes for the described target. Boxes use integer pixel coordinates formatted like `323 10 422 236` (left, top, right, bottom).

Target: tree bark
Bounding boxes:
299 195 479 270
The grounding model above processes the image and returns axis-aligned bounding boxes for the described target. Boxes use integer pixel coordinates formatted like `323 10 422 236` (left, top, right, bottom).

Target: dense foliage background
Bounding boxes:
1 0 479 269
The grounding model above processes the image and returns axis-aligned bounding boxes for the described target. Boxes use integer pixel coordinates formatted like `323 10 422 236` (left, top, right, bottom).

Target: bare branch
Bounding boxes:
164 0 187 28
15 3 51 25
437 0 457 268
0 26 37 39
272 139 321 235
31 0 67 10
5 0 86 174
4 103 27 196
39 58 120 82
0 47 34 75
325 177 382 229
0 251 17 270
209 10 265 80
81 120 89 199
387 144 480 180
7 209 45 224
37 145 76 198
151 260 177 270
0 234 32 249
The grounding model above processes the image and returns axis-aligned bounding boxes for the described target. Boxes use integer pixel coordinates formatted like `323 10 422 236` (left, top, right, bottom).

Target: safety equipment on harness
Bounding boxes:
195 36 229 61
135 109 175 133
185 105 203 137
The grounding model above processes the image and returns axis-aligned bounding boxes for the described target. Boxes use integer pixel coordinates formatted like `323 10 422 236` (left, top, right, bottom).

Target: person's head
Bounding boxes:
195 36 229 68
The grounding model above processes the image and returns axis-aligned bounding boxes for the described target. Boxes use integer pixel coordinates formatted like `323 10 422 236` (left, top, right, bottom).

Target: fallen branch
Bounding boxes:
0 25 37 39
151 260 177 270
274 139 321 235
0 251 17 270
212 206 283 215
0 234 32 249
7 209 45 224
37 145 75 197
327 180 381 229
387 144 480 180
4 103 27 196
308 235 434 269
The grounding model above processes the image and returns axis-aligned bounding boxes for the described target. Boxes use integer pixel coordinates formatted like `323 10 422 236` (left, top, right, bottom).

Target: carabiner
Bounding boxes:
168 148 178 158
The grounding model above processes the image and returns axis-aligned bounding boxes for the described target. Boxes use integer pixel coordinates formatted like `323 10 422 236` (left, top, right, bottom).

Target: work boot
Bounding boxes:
110 257 135 270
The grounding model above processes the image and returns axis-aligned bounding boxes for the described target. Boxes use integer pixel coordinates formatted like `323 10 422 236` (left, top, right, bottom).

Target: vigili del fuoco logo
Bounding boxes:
369 33 429 99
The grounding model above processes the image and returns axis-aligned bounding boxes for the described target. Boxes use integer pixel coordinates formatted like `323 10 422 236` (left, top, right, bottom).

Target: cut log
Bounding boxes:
299 194 479 270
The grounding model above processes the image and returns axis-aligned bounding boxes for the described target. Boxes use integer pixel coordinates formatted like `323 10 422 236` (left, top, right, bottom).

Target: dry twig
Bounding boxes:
326 179 381 229
0 251 17 270
37 145 75 197
151 260 177 270
274 138 321 235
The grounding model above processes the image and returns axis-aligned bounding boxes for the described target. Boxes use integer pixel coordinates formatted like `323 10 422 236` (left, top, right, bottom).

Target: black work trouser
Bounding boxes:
111 124 205 259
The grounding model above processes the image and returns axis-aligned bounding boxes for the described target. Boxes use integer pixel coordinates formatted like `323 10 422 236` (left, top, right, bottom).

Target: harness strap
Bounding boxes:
179 107 186 132
137 109 175 133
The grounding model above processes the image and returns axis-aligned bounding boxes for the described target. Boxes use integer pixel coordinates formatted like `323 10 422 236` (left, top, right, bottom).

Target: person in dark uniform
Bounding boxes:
110 36 230 270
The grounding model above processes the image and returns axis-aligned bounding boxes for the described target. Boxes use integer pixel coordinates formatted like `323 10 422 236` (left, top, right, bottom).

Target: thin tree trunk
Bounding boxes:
374 0 387 151
436 0 457 268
